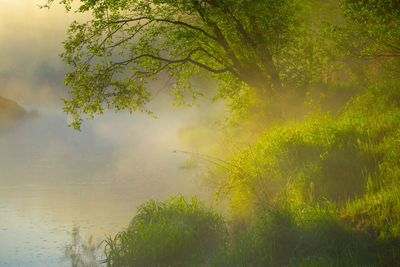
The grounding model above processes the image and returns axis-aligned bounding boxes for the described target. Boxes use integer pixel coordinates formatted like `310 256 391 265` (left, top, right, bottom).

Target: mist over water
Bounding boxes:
0 1 224 265
0 101 214 266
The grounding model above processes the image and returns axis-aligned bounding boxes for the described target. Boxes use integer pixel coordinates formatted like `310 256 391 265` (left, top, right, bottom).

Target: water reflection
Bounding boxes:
0 106 206 266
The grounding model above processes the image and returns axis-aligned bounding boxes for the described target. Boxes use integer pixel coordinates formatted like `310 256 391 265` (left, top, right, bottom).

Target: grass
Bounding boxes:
213 80 400 266
103 195 226 266
102 80 400 266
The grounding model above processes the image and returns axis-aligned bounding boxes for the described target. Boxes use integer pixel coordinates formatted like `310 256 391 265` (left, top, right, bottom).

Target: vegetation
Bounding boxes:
44 0 338 129
98 81 400 266
213 80 400 266
63 227 102 267
334 0 400 61
103 196 226 266
49 0 400 266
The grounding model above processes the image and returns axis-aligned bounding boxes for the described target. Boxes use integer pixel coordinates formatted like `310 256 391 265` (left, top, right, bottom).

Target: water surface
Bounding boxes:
0 106 206 266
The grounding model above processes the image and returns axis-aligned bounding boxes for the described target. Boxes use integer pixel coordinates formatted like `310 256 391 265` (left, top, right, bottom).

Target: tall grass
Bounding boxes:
104 195 226 266
213 200 400 266
103 80 400 266
221 80 400 212
212 80 400 265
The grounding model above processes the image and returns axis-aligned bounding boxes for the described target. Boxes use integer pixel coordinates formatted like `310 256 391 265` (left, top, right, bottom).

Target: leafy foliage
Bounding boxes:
327 0 400 75
43 0 337 129
46 1 400 265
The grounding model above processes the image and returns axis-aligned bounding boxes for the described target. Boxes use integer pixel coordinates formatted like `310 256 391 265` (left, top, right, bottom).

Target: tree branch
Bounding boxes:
111 16 217 40
104 48 231 75
107 21 152 49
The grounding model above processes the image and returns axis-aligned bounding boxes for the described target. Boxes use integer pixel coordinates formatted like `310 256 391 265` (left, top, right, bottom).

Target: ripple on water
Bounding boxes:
0 107 209 266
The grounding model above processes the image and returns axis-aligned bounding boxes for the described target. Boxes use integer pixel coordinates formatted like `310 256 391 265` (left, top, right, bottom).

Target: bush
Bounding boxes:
104 195 227 266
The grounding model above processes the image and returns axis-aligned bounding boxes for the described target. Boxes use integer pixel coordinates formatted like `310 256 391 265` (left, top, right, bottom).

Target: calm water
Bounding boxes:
0 106 207 266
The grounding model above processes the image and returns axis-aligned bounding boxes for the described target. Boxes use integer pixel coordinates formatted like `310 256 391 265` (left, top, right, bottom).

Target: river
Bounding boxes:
0 106 208 266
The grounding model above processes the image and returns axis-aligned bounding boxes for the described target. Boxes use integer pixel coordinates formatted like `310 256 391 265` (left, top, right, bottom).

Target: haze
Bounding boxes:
0 1 220 265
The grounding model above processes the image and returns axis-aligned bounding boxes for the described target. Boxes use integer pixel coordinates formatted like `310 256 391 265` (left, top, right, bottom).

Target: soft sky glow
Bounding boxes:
0 0 85 105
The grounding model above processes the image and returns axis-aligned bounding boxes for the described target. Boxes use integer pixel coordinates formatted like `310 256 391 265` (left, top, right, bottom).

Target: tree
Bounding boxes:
330 0 400 64
45 0 317 129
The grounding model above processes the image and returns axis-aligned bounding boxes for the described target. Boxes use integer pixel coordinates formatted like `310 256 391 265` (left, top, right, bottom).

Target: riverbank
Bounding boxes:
98 80 400 266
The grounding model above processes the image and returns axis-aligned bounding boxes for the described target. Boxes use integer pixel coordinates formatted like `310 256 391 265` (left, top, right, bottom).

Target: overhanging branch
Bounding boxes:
104 48 231 75
111 16 217 40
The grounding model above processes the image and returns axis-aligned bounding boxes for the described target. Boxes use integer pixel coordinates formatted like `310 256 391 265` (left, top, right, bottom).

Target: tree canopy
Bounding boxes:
331 0 400 61
44 0 320 129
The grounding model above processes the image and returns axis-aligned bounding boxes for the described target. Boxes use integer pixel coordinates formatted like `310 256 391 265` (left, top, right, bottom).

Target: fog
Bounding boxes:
0 103 219 265
0 1 224 265
0 0 83 106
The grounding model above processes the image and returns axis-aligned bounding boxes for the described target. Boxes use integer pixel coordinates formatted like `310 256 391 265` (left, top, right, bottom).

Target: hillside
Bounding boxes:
0 96 27 124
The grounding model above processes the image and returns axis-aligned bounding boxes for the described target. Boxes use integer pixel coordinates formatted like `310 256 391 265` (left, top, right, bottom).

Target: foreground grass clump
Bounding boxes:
104 195 226 266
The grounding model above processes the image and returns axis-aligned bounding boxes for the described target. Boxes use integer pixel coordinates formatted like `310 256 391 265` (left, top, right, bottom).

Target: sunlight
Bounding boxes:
1 0 400 266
